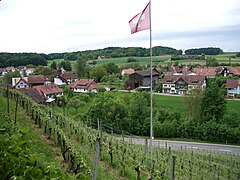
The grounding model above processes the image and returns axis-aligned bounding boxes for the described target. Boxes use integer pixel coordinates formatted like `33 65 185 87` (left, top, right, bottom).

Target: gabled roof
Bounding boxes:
162 75 205 85
68 79 99 90
33 84 63 95
61 72 78 80
122 68 135 75
192 67 218 77
225 67 240 76
28 75 45 84
19 88 45 103
226 79 240 89
134 69 159 76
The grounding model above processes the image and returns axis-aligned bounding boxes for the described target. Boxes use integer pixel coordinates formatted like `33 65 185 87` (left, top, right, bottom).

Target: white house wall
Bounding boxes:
54 78 66 85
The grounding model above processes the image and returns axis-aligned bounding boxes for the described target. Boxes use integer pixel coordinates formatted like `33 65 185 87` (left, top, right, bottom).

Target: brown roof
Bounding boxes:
33 84 63 95
68 79 99 90
225 67 240 76
61 72 78 80
192 67 217 77
162 75 205 85
28 75 45 84
122 68 135 75
226 79 240 89
135 69 159 76
19 88 45 103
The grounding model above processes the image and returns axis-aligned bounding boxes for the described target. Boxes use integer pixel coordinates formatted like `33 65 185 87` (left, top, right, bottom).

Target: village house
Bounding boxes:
19 88 45 104
12 75 48 89
162 75 206 95
220 67 240 77
121 68 135 76
33 84 63 102
5 66 15 73
68 79 100 93
0 68 6 76
192 66 219 78
226 79 240 97
54 68 78 85
12 77 29 89
127 69 160 90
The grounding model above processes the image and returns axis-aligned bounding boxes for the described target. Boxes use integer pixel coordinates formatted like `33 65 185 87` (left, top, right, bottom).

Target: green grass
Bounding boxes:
0 95 63 163
95 56 171 66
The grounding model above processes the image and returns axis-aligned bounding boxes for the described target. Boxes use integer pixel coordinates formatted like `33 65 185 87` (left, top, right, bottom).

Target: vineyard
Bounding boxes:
0 88 240 179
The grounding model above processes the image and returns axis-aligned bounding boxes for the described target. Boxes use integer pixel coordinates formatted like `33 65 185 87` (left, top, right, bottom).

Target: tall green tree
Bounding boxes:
87 93 127 131
184 87 203 123
90 65 107 82
200 80 226 122
75 56 87 78
127 92 150 136
50 61 57 70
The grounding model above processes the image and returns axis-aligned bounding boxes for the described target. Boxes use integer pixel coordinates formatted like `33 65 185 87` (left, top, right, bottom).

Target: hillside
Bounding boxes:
1 89 240 179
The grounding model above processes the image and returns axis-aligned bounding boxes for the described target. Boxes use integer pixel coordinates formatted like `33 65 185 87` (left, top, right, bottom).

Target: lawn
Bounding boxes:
62 91 240 117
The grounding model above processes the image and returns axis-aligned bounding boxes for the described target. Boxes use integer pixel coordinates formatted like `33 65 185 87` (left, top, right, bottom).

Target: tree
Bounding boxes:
4 71 21 84
67 98 85 112
127 92 150 136
200 79 226 122
87 93 127 131
75 56 87 78
104 62 119 74
90 65 107 82
236 52 240 57
50 61 57 70
184 87 203 123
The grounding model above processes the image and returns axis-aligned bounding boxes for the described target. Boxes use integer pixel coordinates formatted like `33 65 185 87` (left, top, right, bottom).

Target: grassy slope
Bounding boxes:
0 94 133 180
47 54 240 67
0 94 67 167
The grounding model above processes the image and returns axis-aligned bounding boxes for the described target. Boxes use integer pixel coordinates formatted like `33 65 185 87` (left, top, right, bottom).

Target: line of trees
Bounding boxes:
185 47 223 55
0 53 48 68
49 46 183 61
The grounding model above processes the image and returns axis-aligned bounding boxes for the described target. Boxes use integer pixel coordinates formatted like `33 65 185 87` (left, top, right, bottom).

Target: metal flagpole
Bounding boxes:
149 0 153 168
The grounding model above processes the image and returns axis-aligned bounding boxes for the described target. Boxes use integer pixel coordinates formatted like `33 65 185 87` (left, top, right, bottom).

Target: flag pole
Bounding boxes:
149 0 153 168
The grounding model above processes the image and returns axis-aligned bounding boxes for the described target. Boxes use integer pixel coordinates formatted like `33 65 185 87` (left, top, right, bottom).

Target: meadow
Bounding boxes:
47 53 240 67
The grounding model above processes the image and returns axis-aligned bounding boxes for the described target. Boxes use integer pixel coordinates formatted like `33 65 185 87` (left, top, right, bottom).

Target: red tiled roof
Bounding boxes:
33 84 63 95
226 67 240 76
162 75 205 85
61 72 78 80
68 79 99 90
28 75 45 84
122 68 135 75
19 88 45 103
226 79 239 89
192 67 217 77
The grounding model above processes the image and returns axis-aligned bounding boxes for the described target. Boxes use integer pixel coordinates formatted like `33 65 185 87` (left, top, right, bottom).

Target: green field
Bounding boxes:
48 53 240 67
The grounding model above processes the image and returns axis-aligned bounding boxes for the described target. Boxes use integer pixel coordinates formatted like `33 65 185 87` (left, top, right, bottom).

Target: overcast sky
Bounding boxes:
0 0 240 53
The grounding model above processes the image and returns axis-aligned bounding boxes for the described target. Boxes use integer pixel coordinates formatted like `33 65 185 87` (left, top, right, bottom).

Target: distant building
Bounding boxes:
127 69 160 90
54 68 78 85
33 84 63 103
226 79 240 97
162 75 206 95
68 79 100 93
121 68 135 76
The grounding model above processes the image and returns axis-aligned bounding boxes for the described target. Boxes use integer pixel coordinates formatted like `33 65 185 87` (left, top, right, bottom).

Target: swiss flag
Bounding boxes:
129 2 150 34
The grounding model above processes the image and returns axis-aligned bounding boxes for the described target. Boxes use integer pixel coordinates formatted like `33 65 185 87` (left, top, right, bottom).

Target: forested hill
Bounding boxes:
0 53 48 68
185 47 223 55
49 46 183 61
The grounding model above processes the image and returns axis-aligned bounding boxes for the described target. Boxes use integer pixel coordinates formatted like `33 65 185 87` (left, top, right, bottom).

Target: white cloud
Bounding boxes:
0 0 239 53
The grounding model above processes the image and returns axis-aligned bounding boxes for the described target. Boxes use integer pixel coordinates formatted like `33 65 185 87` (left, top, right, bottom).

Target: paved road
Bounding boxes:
120 137 240 155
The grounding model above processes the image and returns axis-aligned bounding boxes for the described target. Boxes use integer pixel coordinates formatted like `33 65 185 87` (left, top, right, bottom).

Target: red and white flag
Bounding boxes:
129 2 150 34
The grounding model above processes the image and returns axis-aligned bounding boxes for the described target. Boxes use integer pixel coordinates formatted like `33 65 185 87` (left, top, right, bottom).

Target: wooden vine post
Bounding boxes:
93 136 101 180
14 94 19 124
